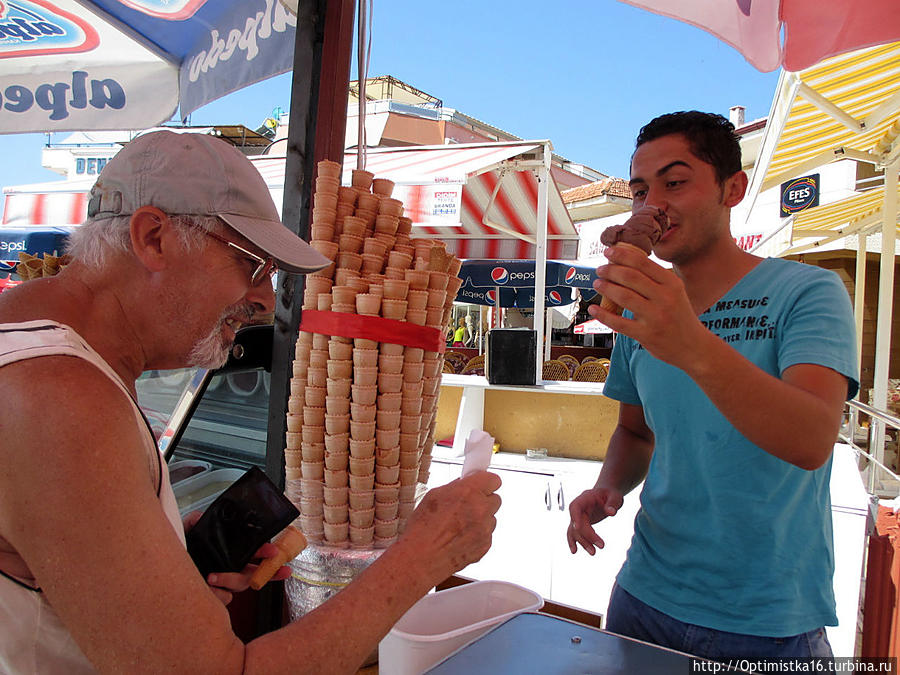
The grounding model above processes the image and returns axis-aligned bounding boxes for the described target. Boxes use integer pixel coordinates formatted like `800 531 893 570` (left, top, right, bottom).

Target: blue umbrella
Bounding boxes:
455 280 576 309
0 1 297 132
455 259 597 308
0 227 72 271
460 259 599 290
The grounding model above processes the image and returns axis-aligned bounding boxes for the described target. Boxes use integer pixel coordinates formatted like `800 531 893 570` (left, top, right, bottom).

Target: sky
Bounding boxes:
0 0 782 201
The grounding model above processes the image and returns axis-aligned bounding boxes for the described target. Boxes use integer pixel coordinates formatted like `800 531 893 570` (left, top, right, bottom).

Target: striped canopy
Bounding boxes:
253 142 580 260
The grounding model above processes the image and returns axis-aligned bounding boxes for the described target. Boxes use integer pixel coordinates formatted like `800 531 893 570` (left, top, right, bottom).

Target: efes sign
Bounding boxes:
780 174 819 218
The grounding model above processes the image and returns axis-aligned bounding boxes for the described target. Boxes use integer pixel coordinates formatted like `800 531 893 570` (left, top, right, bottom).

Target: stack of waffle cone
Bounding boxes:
286 160 461 549
15 252 71 281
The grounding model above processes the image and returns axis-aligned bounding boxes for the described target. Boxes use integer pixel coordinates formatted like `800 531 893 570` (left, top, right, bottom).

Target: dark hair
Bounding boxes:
635 111 742 184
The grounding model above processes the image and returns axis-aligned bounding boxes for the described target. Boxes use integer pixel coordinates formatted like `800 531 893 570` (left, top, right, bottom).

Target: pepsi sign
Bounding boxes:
780 174 819 218
547 290 562 305
490 267 508 284
564 265 592 286
485 289 497 306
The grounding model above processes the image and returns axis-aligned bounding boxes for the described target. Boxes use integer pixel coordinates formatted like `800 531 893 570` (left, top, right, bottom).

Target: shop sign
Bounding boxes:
780 174 819 217
74 156 109 175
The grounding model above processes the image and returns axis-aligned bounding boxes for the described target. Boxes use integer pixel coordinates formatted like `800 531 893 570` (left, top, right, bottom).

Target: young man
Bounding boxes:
567 112 858 659
0 131 501 673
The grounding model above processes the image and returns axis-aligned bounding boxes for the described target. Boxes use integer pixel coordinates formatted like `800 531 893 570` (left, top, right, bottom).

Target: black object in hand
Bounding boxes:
185 466 299 578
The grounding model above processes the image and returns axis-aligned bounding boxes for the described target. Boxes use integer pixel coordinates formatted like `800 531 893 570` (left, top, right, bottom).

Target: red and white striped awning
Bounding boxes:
253 141 580 260
2 188 91 227
4 142 579 260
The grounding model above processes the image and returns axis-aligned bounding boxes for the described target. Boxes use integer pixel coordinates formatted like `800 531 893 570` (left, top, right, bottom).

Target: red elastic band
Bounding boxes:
299 310 446 353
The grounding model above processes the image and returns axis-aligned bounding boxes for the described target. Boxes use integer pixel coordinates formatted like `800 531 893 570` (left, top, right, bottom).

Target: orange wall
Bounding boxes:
435 386 618 460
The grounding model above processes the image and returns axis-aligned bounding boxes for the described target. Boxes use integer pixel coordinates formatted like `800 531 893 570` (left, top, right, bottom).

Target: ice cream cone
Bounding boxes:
350 507 375 528
376 409 401 430
323 520 349 546
326 378 352 398
372 178 394 197
351 384 377 406
598 241 647 315
301 426 325 445
375 482 400 503
350 403 376 424
380 342 404 357
383 278 409 300
399 467 419 487
349 473 375 492
353 366 378 387
399 449 419 469
377 355 404 374
301 442 325 462
324 449 349 471
350 420 376 441
375 428 400 450
323 485 348 506
400 415 420 435
349 490 375 510
350 525 375 548
349 456 375 476
375 500 399 521
303 406 326 427
301 461 325 481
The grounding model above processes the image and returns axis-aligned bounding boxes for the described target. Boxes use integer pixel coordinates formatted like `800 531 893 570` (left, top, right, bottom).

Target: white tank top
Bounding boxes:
0 321 186 674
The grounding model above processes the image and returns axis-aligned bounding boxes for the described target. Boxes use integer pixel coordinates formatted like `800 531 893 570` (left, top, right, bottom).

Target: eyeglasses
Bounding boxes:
202 229 277 286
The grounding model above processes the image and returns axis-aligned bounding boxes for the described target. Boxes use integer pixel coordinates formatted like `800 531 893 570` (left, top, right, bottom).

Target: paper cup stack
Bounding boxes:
285 160 464 550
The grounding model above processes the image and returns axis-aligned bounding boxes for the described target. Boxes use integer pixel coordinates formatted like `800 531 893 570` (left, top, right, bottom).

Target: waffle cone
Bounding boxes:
599 241 649 315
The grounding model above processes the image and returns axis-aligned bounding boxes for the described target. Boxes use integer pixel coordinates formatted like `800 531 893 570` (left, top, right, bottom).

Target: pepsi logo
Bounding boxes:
490 267 509 284
565 267 577 283
485 289 497 306
548 291 562 305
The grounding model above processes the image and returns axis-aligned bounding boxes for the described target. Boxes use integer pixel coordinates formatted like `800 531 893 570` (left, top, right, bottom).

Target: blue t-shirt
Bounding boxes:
603 257 859 637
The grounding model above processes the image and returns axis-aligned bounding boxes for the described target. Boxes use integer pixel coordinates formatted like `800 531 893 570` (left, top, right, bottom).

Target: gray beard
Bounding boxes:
187 303 254 369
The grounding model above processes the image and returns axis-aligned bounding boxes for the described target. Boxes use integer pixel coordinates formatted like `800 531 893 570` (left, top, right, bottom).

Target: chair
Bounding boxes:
461 354 486 376
558 354 579 377
542 359 570 381
572 360 608 382
442 360 456 374
581 355 599 365
444 351 468 374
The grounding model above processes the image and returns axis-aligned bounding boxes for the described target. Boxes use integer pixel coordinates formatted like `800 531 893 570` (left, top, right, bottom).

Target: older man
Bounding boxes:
0 131 500 674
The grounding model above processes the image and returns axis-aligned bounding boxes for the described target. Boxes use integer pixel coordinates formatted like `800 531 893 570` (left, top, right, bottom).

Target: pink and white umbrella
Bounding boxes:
619 0 900 72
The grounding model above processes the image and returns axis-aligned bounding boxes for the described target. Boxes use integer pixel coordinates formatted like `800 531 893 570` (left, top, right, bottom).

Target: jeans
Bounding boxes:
606 583 833 660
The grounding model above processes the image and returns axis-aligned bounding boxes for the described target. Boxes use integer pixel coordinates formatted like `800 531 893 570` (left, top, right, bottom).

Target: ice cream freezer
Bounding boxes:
426 613 745 674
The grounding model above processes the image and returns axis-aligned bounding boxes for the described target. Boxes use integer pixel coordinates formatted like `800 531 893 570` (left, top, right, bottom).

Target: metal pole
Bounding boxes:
855 232 867 380
533 143 550 383
871 158 899 468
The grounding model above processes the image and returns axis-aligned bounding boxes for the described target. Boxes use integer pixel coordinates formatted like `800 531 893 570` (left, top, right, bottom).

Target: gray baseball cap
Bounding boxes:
86 129 330 274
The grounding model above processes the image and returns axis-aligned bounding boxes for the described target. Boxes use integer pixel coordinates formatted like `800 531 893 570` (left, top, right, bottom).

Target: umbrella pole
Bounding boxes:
871 157 898 479
533 143 551 383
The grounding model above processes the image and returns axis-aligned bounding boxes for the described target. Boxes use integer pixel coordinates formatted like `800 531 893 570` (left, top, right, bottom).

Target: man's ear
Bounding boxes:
723 170 749 208
129 206 171 272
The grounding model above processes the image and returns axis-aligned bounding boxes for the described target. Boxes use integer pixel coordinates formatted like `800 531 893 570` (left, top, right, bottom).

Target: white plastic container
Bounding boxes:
173 468 244 518
167 459 212 487
378 580 543 674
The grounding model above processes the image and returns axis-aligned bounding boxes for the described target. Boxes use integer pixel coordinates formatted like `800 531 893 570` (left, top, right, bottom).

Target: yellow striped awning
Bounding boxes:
782 183 900 255
758 42 900 194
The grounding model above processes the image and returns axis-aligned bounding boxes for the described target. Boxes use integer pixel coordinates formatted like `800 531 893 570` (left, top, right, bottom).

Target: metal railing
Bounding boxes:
840 399 900 499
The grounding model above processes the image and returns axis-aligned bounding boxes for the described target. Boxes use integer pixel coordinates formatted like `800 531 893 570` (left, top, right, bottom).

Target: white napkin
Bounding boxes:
461 429 494 477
